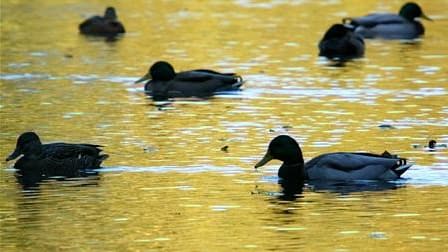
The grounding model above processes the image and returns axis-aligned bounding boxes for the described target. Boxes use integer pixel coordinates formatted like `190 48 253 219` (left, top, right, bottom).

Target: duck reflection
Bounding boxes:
255 178 404 203
307 179 405 194
15 169 101 190
253 179 305 202
278 179 305 201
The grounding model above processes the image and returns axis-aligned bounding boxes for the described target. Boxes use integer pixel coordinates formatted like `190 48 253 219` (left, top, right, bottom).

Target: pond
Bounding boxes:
1 0 447 251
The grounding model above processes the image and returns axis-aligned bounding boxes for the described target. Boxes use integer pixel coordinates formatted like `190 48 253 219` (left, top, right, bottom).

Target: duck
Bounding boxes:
79 7 125 37
427 140 448 151
343 2 432 40
411 139 448 151
6 132 108 178
135 61 244 101
255 135 412 181
318 24 365 60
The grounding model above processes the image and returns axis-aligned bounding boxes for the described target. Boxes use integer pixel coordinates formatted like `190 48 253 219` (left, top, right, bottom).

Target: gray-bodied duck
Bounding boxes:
255 135 412 181
343 2 432 39
135 61 243 101
79 7 125 37
6 132 108 178
318 24 365 60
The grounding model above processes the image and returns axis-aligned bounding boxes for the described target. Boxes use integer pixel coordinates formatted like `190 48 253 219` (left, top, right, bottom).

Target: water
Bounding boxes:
1 0 448 251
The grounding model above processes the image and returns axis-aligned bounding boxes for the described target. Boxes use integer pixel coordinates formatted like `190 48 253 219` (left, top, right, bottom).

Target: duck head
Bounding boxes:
321 24 353 40
6 132 43 161
255 135 306 180
399 2 432 21
255 135 305 167
104 7 118 20
135 61 176 83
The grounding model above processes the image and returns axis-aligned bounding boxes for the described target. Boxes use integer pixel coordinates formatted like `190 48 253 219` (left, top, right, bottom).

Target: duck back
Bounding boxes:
347 13 424 39
79 12 125 36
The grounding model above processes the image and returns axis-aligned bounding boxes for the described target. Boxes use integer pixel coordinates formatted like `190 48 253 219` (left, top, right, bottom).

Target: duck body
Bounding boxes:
344 2 431 40
79 7 125 37
318 24 365 60
347 14 424 39
255 135 411 181
135 61 243 101
6 132 108 178
305 152 409 180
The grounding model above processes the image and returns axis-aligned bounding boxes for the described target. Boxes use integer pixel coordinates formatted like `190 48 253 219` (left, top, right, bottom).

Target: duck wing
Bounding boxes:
355 22 422 39
347 14 407 28
146 71 243 100
175 70 243 84
79 16 125 35
169 79 239 97
41 155 107 176
79 16 104 33
42 143 104 159
305 152 410 180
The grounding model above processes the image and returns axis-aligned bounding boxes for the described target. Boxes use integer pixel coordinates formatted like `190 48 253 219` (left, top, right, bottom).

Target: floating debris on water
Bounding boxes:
369 232 387 240
143 145 157 153
378 124 396 129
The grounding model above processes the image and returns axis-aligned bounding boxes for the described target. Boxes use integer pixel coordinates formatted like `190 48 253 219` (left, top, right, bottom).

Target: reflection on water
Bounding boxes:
1 0 448 251
14 169 101 190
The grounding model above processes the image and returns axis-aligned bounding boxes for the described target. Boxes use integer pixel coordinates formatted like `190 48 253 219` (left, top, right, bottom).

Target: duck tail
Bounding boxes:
96 154 109 168
342 18 357 30
233 75 244 89
382 150 412 177
88 154 109 169
342 17 353 24
392 158 412 177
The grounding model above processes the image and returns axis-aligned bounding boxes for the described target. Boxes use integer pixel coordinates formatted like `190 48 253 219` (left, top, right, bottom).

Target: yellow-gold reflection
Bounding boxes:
1 0 447 251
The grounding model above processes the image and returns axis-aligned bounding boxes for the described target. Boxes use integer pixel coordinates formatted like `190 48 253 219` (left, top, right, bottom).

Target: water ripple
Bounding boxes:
99 165 245 174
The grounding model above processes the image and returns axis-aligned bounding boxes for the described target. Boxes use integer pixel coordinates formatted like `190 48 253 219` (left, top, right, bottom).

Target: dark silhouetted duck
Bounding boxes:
343 2 432 39
6 132 108 178
411 139 447 151
318 24 365 60
79 7 125 37
255 135 412 181
426 140 447 150
428 139 437 149
135 61 243 101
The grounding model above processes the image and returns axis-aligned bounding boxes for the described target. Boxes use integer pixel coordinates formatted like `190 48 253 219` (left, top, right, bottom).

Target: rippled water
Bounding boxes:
1 0 448 251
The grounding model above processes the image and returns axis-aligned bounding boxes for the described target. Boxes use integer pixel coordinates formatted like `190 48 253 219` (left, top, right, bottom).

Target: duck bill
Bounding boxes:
135 73 151 84
421 13 432 21
6 148 21 161
255 152 274 169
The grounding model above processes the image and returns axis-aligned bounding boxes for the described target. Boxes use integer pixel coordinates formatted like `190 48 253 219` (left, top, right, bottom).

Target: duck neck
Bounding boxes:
278 159 305 180
23 143 43 160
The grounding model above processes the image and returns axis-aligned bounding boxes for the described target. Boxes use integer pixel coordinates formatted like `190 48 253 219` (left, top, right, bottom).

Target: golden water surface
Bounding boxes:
1 0 447 251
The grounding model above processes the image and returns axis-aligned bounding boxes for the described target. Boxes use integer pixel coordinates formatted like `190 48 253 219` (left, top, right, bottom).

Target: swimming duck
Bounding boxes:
79 7 125 36
255 135 412 181
318 24 365 60
135 61 243 101
411 139 448 150
6 132 108 178
428 140 437 149
343 2 432 39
